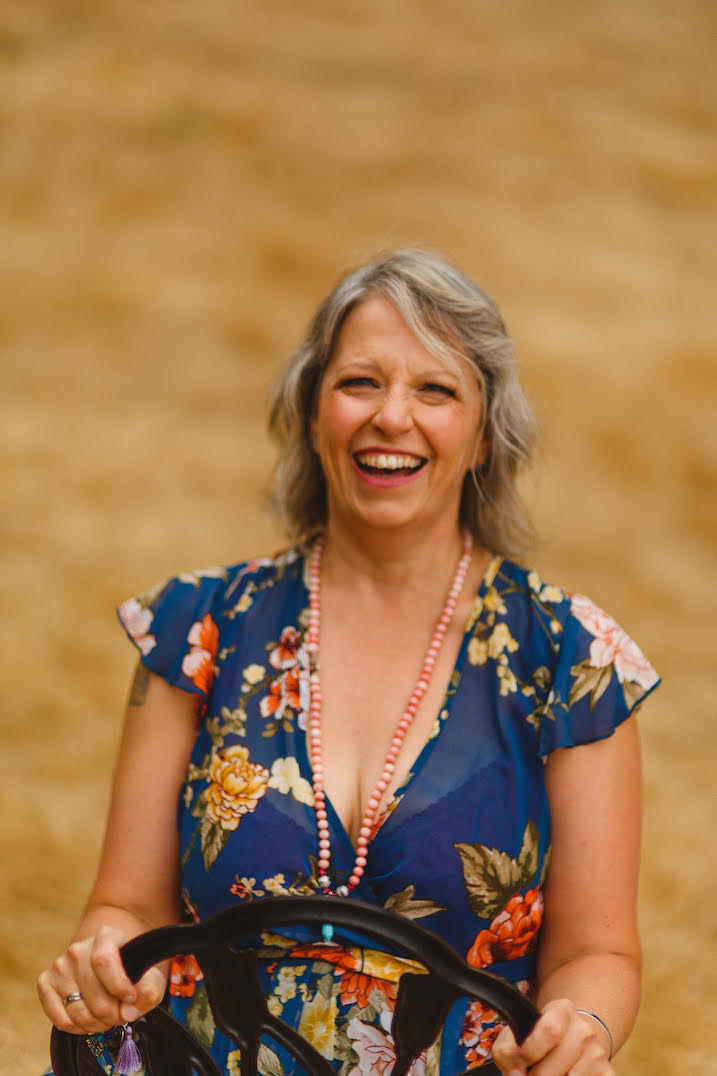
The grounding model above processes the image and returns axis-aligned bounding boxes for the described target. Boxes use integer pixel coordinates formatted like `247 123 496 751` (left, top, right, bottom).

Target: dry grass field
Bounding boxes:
1 1 715 1072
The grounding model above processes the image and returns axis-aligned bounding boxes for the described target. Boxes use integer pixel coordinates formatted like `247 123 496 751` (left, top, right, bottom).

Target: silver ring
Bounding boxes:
63 992 83 1006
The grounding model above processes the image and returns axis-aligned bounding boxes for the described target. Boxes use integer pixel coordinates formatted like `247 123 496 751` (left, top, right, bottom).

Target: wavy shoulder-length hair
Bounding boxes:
268 247 539 559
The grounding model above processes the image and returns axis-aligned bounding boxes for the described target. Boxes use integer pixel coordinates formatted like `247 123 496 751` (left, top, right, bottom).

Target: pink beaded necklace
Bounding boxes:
306 531 474 909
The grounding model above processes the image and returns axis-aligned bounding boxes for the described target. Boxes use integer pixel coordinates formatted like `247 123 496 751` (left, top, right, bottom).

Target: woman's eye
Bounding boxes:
338 376 379 390
420 382 456 398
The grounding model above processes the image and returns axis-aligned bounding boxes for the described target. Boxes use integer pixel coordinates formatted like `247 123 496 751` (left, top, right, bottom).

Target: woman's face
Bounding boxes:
311 296 488 538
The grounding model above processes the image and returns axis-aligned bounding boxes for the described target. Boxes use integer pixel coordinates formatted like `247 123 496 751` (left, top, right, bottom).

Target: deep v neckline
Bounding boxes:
300 552 503 861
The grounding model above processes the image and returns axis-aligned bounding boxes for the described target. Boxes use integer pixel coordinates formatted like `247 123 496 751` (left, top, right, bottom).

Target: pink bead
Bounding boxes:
359 825 372 839
355 855 367 868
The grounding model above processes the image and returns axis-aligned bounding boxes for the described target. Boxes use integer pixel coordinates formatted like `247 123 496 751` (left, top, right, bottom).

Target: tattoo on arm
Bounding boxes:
128 662 151 707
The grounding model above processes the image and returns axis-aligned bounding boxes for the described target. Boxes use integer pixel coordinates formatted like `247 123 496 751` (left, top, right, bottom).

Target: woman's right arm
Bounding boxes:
37 662 200 1035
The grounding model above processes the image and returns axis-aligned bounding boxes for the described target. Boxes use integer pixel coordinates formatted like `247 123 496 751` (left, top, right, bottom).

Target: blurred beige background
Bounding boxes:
2 2 715 1073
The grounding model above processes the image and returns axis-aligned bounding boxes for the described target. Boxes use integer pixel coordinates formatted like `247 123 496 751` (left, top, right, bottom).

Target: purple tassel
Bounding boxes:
115 1023 142 1076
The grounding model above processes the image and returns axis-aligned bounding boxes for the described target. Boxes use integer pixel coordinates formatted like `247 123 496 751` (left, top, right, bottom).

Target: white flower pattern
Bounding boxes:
570 593 659 688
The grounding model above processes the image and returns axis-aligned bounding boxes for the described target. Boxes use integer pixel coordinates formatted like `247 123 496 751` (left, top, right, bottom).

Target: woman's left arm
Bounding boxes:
493 716 643 1075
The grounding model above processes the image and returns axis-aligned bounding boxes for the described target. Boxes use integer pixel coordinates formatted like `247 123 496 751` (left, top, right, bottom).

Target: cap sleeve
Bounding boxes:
537 592 660 756
117 568 230 697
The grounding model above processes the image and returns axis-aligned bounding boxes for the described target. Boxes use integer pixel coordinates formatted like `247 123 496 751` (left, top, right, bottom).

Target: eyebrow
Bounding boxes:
332 357 462 382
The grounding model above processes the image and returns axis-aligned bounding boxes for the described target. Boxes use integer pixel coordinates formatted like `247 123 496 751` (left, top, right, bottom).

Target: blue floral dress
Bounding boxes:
82 546 660 1076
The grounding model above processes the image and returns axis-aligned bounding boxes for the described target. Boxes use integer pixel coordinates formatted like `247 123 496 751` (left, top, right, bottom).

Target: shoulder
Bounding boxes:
488 560 656 683
117 548 308 689
481 558 572 636
472 559 659 752
121 547 306 622
500 560 658 694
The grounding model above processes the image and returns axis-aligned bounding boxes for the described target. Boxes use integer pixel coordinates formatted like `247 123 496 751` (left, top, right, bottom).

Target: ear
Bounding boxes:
473 433 490 468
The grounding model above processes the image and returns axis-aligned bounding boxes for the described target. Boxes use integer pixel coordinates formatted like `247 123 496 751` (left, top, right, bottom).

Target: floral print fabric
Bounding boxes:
82 548 658 1076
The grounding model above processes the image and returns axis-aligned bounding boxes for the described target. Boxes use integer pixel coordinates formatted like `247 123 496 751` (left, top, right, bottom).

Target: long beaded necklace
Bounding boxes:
306 530 474 929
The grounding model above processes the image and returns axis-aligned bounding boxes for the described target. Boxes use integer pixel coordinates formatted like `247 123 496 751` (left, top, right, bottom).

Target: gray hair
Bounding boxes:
267 247 539 559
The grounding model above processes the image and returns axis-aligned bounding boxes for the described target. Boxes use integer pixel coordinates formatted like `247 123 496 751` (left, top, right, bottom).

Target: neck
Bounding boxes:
319 517 467 592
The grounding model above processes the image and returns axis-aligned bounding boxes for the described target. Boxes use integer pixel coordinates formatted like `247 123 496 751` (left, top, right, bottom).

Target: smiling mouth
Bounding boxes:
354 451 427 476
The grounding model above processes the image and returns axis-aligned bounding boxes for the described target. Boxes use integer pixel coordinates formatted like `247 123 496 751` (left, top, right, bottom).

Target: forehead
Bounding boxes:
331 296 471 380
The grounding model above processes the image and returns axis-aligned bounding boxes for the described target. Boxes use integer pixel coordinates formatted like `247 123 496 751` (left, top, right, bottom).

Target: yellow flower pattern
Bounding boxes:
243 663 266 685
487 623 519 660
275 965 307 1004
205 745 270 832
268 757 315 805
468 637 488 666
298 988 337 1060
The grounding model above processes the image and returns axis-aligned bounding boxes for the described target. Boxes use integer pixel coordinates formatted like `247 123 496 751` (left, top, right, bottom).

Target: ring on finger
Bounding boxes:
63 992 84 1006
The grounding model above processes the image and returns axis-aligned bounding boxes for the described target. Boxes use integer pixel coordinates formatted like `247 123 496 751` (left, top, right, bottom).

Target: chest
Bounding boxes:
315 609 468 843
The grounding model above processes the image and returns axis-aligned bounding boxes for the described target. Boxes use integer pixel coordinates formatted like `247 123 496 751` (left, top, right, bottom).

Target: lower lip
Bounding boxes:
351 458 425 488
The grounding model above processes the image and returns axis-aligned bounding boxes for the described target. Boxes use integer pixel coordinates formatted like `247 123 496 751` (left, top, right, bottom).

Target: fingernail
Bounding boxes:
122 1004 141 1021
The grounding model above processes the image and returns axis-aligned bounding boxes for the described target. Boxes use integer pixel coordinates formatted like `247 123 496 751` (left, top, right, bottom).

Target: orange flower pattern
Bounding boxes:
259 626 306 724
182 614 219 694
459 985 532 1068
467 888 544 970
169 953 204 998
288 943 400 1009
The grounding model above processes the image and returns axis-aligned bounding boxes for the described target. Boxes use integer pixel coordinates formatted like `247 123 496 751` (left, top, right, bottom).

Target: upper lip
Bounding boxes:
354 448 426 462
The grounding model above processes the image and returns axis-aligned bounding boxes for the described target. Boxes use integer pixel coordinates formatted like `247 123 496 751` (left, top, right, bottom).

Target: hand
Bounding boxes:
492 999 614 1075
37 925 167 1035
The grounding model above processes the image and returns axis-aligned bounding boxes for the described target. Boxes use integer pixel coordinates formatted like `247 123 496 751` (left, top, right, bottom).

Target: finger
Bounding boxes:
66 938 130 1030
37 971 87 1034
510 998 573 1067
499 1002 613 1076
491 1026 527 1075
37 947 110 1035
86 928 138 1002
550 1018 614 1075
120 966 167 1022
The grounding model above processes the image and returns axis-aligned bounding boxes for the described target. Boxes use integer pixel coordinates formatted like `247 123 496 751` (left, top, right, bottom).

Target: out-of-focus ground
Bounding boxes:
1 2 715 1072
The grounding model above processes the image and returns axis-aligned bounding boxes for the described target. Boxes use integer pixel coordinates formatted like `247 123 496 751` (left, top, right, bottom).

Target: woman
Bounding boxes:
39 248 659 1076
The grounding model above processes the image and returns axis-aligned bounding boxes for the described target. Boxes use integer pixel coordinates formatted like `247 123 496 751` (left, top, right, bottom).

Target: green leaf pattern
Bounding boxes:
455 821 540 919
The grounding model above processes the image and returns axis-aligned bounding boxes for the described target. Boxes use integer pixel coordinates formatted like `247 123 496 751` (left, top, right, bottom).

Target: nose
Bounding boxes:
372 387 413 436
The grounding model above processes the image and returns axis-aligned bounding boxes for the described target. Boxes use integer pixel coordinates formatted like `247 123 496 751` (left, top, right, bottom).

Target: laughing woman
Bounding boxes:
39 248 659 1076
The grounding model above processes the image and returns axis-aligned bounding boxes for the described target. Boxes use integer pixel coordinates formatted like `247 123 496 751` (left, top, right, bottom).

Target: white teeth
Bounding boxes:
356 452 422 471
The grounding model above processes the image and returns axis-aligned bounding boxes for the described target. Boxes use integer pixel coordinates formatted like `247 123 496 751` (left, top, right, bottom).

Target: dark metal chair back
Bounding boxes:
51 895 538 1076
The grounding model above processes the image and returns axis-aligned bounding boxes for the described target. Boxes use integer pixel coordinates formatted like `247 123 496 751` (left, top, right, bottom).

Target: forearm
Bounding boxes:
71 899 181 946
535 950 641 1056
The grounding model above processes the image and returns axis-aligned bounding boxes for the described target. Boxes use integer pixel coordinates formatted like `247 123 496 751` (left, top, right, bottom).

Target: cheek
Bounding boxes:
315 396 365 444
433 415 482 469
